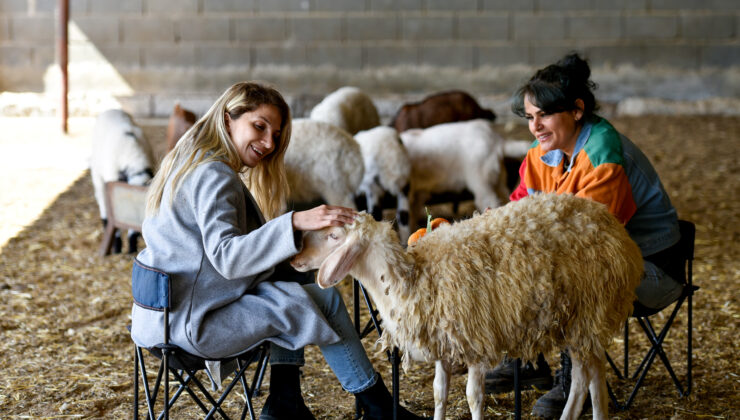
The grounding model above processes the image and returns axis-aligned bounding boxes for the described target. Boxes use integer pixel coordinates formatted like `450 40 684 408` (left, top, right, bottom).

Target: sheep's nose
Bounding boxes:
289 257 305 270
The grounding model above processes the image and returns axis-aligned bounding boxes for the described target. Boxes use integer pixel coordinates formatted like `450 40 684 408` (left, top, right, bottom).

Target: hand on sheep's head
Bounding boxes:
292 204 357 231
291 213 372 289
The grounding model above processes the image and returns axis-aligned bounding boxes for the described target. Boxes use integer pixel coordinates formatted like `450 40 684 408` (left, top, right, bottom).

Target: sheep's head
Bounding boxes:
291 213 377 289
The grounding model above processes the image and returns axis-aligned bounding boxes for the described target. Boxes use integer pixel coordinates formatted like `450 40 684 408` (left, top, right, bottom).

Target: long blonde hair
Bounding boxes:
146 81 292 220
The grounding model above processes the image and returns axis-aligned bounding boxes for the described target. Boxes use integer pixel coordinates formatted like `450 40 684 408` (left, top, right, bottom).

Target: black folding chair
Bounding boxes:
607 219 698 410
131 259 269 420
353 280 402 420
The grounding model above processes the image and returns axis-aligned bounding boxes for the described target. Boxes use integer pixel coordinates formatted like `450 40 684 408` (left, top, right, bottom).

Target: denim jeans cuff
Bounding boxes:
345 371 379 394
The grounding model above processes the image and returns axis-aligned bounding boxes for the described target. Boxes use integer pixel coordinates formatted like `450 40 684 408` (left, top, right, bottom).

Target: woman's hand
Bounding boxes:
292 205 357 231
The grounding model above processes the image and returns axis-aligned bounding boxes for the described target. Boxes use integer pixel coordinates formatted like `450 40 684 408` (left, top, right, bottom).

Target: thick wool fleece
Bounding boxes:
342 193 643 369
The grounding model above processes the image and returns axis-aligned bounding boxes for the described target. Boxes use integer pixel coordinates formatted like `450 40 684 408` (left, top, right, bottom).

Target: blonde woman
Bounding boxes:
130 82 426 420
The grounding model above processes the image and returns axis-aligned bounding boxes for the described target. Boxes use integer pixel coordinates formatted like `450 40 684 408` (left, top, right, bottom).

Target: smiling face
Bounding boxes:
225 104 282 168
524 95 583 157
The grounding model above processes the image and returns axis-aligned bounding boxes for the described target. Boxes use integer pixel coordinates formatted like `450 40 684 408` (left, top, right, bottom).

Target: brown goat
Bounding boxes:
166 104 196 152
390 90 496 133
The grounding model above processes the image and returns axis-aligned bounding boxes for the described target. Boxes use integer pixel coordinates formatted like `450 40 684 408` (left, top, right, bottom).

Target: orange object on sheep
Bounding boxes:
407 217 450 246
430 217 450 230
407 228 427 246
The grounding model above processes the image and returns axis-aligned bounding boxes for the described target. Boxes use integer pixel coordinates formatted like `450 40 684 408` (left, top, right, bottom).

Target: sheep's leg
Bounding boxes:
433 360 451 420
395 192 410 243
324 191 359 210
127 230 140 254
92 176 107 220
466 363 486 420
560 353 590 420
408 189 429 233
587 353 608 420
113 231 123 254
493 164 510 205
467 171 502 211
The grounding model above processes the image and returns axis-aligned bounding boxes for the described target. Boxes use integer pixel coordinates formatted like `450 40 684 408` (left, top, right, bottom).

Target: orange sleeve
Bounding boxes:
575 163 636 224
509 158 529 201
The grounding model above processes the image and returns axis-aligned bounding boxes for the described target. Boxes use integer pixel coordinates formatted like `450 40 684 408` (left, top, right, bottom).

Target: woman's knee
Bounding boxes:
635 260 683 309
303 283 346 315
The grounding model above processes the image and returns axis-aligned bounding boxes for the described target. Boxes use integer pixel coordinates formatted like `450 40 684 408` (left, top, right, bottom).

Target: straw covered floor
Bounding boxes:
0 116 737 418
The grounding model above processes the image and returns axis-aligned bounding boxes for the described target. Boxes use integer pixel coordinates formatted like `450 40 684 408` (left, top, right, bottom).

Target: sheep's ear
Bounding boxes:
316 238 365 289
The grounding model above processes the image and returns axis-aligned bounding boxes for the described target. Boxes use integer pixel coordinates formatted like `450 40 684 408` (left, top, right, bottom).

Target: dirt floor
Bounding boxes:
0 115 738 419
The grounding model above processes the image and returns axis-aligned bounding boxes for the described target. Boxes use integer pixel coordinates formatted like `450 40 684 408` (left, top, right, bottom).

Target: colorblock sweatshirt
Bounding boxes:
510 116 680 257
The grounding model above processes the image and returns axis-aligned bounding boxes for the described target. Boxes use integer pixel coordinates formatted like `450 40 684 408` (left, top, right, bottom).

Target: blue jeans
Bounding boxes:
635 259 684 310
270 283 378 393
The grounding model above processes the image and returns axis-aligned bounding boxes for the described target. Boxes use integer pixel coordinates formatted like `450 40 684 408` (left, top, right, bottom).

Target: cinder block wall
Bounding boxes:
1 0 739 117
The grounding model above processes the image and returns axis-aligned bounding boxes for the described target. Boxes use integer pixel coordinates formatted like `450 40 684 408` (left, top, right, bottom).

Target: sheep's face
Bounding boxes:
291 226 348 273
291 214 374 289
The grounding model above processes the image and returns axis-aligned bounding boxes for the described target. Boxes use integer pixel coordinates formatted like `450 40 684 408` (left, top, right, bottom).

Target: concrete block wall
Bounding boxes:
0 0 739 117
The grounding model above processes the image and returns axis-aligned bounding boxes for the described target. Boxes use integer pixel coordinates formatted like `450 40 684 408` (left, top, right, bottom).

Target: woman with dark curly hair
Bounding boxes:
486 54 684 418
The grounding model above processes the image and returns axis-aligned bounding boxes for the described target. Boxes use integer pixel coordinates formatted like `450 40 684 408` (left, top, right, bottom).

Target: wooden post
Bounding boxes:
58 0 69 133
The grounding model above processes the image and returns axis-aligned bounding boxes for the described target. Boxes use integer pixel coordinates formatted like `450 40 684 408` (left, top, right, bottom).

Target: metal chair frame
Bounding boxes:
606 219 698 410
132 262 269 420
353 280 402 420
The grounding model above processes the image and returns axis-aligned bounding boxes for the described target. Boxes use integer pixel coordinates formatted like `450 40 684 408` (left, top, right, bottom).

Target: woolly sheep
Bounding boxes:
309 86 381 135
285 119 364 209
400 119 511 231
354 126 412 242
290 193 643 420
390 90 496 133
90 109 154 253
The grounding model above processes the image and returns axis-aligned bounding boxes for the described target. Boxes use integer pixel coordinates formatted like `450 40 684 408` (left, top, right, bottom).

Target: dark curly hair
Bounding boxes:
512 52 599 120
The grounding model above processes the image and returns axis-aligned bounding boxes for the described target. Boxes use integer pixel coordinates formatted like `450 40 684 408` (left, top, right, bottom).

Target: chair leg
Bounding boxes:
168 370 210 416
605 352 623 380
392 347 400 420
163 349 169 420
514 358 521 420
136 346 158 420
170 368 232 420
235 359 256 420
687 283 694 395
624 319 629 378
252 352 269 397
639 318 685 396
98 223 117 256
353 279 362 419
134 345 140 420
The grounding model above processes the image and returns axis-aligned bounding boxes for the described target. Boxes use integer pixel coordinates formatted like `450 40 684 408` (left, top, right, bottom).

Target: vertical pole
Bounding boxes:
514 358 521 420
353 279 361 418
392 347 399 420
58 0 69 133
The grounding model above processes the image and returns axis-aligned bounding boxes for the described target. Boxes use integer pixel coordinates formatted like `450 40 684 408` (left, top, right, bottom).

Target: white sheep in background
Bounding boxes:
400 118 511 231
354 126 412 242
285 119 364 210
309 86 381 134
290 193 643 420
90 109 154 253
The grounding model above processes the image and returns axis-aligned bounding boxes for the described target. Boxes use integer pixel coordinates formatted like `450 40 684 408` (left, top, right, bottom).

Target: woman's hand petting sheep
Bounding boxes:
293 205 357 231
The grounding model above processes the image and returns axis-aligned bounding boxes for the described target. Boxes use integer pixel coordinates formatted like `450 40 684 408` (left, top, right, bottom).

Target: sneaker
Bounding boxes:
484 353 553 394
